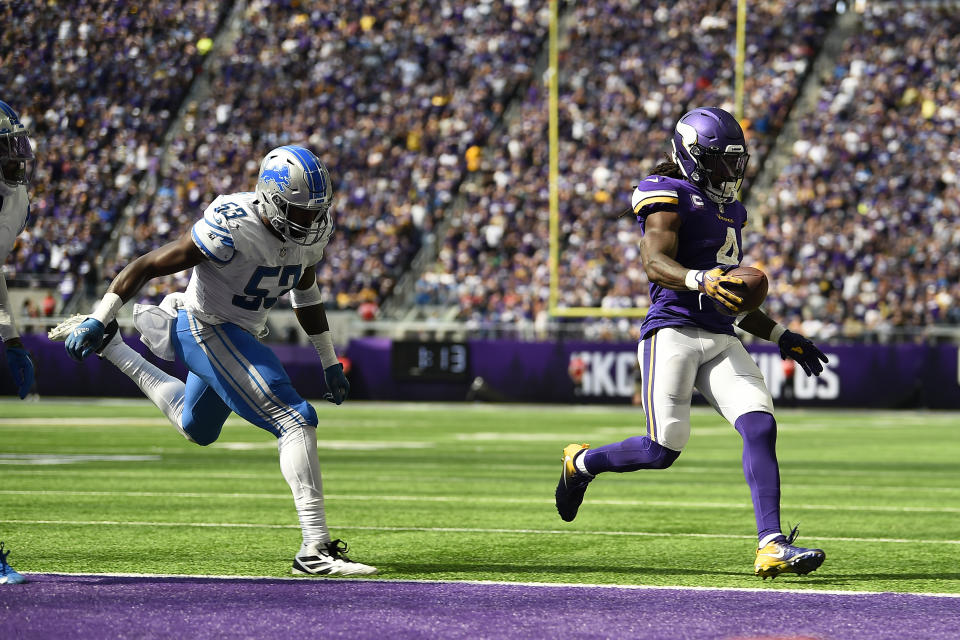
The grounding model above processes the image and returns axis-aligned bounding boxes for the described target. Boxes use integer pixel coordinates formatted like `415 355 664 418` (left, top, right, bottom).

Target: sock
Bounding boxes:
278 425 329 553
759 532 785 548
582 436 680 474
734 411 782 544
574 451 591 476
102 338 191 441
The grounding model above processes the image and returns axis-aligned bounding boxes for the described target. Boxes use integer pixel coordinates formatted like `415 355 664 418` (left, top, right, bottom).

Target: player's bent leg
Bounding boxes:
584 436 681 473
174 311 375 574
180 373 231 446
52 317 193 439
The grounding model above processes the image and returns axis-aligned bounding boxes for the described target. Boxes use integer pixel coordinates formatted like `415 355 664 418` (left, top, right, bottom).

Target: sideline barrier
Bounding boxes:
2 335 957 409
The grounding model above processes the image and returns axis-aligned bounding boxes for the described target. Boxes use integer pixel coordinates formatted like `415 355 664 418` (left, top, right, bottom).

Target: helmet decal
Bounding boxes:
260 164 292 192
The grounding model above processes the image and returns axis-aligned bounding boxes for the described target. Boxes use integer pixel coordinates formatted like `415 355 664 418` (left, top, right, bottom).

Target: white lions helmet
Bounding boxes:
0 100 35 188
255 145 333 245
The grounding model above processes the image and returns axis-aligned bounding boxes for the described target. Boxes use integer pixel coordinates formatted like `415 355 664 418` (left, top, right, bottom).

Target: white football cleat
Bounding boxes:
0 542 26 585
292 539 377 577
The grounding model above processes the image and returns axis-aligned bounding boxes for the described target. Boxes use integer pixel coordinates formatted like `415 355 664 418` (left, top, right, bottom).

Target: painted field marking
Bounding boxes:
3 466 960 493
213 441 433 451
3 489 959 514
0 454 161 465
20 572 960 599
6 519 960 546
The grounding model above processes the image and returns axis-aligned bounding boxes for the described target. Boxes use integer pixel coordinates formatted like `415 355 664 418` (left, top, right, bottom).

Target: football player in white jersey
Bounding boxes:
52 145 376 576
0 100 36 401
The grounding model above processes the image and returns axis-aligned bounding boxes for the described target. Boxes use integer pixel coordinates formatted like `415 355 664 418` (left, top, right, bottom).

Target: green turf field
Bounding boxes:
1 399 958 593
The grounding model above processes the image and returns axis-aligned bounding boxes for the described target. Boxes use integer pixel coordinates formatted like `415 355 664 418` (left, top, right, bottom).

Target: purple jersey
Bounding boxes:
632 175 747 339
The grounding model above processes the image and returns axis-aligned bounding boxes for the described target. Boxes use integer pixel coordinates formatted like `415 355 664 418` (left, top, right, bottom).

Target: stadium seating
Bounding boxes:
414 0 836 332
6 2 959 341
0 1 230 310
746 4 960 340
105 0 547 309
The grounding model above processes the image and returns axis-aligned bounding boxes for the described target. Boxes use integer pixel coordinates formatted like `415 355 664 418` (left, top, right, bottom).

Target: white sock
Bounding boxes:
758 532 783 548
278 425 329 553
102 338 192 441
574 450 591 476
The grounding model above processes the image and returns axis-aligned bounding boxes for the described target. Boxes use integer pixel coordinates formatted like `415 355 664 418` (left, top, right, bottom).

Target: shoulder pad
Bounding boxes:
191 205 237 265
632 176 680 218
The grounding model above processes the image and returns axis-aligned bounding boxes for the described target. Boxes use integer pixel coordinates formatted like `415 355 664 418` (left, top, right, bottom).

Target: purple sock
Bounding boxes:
734 411 782 543
582 436 680 474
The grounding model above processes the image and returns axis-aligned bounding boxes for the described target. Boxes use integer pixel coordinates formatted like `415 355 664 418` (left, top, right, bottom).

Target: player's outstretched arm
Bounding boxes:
640 211 744 311
109 232 207 303
64 232 207 362
738 310 828 377
290 265 349 405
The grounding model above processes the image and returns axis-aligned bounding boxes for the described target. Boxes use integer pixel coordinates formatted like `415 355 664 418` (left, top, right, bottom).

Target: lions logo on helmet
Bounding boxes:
0 100 35 188
255 145 333 246
671 107 749 205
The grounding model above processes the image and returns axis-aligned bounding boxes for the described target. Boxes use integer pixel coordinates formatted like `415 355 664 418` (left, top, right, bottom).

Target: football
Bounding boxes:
717 265 768 314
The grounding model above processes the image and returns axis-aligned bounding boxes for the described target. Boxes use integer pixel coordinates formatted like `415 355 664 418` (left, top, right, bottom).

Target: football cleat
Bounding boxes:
555 443 593 522
0 541 26 585
48 315 121 357
292 539 377 577
754 525 825 579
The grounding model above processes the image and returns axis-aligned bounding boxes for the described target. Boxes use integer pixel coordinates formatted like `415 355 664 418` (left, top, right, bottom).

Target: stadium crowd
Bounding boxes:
5 1 959 342
746 3 960 340
414 0 836 336
1 0 229 311
106 0 547 310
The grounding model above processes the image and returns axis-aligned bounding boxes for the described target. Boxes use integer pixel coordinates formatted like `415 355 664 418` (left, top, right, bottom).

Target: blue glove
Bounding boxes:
778 329 828 377
65 318 106 362
323 362 350 405
6 346 35 399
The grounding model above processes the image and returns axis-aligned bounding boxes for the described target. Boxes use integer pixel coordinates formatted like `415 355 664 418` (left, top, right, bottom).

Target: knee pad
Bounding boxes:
292 398 318 427
650 441 681 469
734 411 777 444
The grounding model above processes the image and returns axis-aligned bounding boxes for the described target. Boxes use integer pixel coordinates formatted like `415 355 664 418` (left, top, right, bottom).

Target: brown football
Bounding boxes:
717 265 768 314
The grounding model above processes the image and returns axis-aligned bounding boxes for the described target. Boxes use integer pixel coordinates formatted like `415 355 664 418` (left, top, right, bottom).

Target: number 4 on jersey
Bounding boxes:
716 227 740 265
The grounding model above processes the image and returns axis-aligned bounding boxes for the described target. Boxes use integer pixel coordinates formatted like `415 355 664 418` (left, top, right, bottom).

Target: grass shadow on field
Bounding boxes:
800 572 960 585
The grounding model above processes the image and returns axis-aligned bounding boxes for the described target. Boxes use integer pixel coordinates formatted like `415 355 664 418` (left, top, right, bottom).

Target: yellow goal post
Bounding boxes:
546 0 747 319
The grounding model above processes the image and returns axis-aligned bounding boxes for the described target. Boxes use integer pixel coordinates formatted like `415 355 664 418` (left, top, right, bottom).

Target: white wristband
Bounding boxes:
684 270 701 291
91 292 124 326
309 331 339 369
769 323 787 343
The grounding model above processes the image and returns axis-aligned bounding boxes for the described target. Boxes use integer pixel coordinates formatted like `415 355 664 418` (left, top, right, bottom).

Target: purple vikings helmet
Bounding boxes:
0 100 35 188
255 145 333 246
671 107 749 204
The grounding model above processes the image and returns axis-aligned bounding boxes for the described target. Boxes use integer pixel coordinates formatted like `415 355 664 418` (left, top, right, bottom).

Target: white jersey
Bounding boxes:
0 184 29 260
183 192 331 337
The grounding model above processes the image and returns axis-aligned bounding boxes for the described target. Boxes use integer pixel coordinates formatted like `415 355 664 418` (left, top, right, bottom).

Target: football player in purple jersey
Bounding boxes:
556 107 829 579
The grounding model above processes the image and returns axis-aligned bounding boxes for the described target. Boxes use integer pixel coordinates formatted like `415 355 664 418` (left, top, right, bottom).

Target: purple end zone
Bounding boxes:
2 575 958 640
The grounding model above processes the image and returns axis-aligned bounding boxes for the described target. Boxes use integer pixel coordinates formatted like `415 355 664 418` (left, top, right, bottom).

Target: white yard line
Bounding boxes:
5 518 960 546
3 489 958 514
19 571 960 598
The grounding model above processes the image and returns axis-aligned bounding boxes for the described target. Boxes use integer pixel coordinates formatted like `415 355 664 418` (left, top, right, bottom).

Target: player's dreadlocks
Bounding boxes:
650 158 685 180
617 157 685 218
